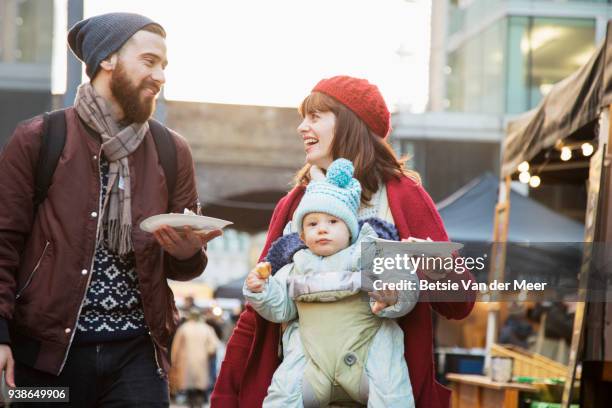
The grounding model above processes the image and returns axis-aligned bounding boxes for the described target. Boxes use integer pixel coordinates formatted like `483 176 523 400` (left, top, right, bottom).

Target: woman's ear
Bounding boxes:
309 165 325 181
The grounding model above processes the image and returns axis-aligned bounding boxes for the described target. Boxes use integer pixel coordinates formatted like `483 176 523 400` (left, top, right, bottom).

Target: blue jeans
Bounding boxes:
13 334 169 407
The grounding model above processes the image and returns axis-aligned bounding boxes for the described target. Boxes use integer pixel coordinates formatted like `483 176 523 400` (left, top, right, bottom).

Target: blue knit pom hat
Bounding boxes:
293 159 361 243
68 12 164 79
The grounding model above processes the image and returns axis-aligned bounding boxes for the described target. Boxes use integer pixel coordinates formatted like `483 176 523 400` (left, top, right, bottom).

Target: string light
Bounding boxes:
519 171 531 183
561 147 572 161
529 175 541 188
518 141 596 188
518 161 530 173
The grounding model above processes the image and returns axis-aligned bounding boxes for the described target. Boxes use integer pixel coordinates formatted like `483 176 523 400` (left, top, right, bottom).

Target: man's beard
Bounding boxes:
110 62 159 124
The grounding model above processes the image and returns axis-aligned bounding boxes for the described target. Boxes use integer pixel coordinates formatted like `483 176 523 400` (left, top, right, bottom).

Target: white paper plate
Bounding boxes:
372 238 464 256
139 214 233 233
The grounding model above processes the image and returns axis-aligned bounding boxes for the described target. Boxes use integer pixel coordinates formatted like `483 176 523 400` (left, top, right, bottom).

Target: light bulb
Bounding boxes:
581 143 594 157
529 175 541 188
518 161 529 173
519 171 531 183
561 147 572 161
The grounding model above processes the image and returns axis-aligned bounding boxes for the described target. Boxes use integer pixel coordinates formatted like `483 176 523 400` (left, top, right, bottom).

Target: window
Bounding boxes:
506 16 596 113
447 15 596 115
447 20 505 113
0 0 53 64
448 0 504 36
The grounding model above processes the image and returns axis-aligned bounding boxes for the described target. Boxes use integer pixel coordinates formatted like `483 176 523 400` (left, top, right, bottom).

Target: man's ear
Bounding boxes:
99 54 118 72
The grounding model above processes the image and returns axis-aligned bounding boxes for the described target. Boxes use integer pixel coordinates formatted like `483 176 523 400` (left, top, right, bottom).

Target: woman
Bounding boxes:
211 75 476 408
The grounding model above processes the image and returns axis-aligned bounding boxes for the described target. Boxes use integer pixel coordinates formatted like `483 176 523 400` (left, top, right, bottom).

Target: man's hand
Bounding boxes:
369 289 399 314
153 225 222 260
0 344 15 388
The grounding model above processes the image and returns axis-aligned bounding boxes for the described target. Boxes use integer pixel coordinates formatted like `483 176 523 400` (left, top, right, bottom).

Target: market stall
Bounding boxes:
490 20 612 408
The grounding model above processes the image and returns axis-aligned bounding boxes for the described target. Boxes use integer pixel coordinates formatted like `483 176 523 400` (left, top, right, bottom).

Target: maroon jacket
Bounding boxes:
0 108 207 375
211 176 476 407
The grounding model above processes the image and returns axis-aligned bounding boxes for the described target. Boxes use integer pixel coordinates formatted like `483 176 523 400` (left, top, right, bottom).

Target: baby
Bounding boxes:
244 159 417 408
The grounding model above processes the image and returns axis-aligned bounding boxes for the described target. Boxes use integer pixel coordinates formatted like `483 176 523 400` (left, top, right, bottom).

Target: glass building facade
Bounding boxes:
445 0 601 114
0 0 54 147
0 0 53 64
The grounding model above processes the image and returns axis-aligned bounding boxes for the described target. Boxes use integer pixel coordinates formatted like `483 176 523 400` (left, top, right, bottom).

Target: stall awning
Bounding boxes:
502 21 612 177
438 173 584 243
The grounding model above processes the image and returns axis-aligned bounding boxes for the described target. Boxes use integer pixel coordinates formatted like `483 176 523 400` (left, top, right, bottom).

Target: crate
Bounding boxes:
491 344 568 379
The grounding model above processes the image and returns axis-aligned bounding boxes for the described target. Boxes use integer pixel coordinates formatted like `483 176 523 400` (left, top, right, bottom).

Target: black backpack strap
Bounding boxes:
148 119 177 208
34 109 67 209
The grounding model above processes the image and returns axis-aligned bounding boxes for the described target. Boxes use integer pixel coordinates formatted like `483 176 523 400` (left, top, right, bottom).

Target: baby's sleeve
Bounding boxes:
243 263 298 323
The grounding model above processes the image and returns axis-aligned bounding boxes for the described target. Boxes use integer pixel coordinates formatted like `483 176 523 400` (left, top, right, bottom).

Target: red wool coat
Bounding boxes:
211 176 476 408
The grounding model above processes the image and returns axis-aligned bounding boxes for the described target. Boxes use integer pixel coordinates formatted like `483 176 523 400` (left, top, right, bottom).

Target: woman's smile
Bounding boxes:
297 110 336 168
303 135 319 152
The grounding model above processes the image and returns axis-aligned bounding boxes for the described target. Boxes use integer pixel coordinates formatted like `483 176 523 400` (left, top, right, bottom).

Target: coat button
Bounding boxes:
343 352 357 366
65 328 71 334
81 269 88 275
91 212 98 218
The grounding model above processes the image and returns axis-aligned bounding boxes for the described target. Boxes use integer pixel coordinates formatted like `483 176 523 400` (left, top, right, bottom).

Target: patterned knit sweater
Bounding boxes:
74 156 148 343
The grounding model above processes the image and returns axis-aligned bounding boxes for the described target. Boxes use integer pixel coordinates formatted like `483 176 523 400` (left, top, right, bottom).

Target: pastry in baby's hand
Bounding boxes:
255 262 271 279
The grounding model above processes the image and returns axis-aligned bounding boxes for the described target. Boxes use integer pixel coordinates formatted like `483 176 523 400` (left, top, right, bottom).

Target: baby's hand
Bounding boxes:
368 289 399 314
246 262 271 293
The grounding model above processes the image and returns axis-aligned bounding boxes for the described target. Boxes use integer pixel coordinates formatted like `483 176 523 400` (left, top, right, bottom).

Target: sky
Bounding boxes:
53 0 431 112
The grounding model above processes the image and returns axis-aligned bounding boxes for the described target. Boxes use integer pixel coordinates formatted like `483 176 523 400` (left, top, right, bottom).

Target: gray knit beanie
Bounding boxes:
68 12 164 79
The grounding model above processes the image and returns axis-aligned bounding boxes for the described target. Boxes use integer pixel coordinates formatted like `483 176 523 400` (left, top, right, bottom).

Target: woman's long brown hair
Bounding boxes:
294 92 420 204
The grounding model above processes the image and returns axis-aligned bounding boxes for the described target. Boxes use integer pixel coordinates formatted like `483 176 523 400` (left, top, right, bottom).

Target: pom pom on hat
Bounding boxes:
326 158 353 188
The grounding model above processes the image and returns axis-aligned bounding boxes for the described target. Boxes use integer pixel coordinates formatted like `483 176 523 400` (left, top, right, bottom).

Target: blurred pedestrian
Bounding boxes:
171 310 220 408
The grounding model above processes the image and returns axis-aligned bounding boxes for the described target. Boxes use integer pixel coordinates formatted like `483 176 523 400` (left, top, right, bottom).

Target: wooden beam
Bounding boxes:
484 175 511 376
562 106 610 407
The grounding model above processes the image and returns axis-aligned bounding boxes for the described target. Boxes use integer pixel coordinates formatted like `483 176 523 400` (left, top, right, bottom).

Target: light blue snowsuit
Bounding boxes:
244 224 418 407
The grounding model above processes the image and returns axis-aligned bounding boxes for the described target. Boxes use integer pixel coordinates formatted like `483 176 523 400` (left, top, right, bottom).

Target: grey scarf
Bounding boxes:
74 83 149 255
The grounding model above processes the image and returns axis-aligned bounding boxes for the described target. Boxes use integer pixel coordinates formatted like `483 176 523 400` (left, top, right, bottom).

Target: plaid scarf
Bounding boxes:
74 83 149 255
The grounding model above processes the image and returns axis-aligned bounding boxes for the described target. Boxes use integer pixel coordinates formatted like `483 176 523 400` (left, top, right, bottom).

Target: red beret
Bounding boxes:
313 75 390 138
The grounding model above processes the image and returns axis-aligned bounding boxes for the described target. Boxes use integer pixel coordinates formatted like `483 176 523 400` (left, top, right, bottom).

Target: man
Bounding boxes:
0 12 221 406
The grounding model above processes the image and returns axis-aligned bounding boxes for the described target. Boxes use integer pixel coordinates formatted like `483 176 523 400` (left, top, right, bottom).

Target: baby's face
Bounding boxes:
301 212 351 256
